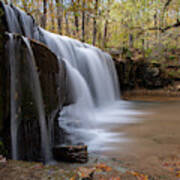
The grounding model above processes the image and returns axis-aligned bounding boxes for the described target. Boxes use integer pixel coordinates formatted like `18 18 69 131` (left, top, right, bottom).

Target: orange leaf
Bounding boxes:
95 163 112 172
176 171 180 177
110 177 121 180
78 167 95 178
70 177 76 180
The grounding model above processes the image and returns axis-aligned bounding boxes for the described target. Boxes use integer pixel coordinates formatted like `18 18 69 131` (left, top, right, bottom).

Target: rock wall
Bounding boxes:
115 59 172 92
0 1 10 157
0 2 68 161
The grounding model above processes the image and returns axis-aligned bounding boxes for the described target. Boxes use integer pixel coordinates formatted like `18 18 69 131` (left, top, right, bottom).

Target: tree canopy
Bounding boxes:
2 0 180 49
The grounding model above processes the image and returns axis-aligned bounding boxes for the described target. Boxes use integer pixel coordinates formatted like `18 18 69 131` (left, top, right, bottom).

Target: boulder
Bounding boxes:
53 145 88 163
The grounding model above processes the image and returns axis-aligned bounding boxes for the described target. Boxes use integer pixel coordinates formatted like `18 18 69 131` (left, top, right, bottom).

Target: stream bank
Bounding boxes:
111 48 180 100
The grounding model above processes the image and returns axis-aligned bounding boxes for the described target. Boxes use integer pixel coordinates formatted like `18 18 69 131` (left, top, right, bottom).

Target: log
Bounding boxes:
53 145 88 163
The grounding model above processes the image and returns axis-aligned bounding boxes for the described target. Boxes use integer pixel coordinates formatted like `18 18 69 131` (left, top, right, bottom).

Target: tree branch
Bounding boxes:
148 19 180 32
163 0 172 13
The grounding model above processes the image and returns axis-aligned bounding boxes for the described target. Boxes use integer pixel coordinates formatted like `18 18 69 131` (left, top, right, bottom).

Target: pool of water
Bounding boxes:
87 99 180 160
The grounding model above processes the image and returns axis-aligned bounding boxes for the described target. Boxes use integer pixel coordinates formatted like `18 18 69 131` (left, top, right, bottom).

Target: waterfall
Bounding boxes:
6 33 52 162
2 2 121 159
7 34 19 160
21 37 52 163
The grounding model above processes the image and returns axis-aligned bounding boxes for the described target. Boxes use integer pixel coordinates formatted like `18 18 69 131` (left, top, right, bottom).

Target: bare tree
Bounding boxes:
92 0 98 46
56 0 64 34
81 0 86 42
103 0 110 48
41 0 47 29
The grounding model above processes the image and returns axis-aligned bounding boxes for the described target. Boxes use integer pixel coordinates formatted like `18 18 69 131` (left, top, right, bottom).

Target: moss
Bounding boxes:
145 48 152 58
150 59 159 64
0 140 7 156
169 55 176 60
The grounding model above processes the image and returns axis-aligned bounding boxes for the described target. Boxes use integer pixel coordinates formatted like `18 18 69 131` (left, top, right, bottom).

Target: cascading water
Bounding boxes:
21 37 52 162
7 34 19 160
2 2 141 159
39 27 121 145
6 33 52 162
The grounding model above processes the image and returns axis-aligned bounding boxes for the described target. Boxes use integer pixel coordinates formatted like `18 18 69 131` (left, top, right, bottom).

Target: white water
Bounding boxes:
22 37 52 163
7 34 19 160
3 2 143 159
6 33 52 162
39 29 123 145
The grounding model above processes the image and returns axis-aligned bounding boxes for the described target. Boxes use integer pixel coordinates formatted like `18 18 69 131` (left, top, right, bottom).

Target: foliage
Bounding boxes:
1 0 180 51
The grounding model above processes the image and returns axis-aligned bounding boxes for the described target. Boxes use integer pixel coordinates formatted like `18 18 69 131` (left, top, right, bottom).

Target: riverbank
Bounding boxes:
122 89 180 102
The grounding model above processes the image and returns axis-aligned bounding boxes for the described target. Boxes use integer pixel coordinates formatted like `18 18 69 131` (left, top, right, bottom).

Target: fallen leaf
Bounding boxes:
95 163 112 172
128 171 148 180
70 176 76 180
109 177 121 180
176 171 180 177
78 167 95 178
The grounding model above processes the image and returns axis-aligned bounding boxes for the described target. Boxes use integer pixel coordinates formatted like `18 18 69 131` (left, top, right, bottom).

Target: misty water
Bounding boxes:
93 100 180 158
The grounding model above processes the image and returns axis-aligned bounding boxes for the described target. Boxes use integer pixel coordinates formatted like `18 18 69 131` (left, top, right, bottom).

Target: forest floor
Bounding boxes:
0 151 179 180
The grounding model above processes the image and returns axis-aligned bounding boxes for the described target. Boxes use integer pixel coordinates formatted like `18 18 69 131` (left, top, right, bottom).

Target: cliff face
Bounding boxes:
0 2 68 162
0 1 10 157
115 59 172 92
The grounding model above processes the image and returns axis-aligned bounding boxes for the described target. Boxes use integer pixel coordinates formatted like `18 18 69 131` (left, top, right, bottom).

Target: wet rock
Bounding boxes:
146 67 160 77
0 30 67 162
53 145 88 163
0 2 11 157
0 0 70 161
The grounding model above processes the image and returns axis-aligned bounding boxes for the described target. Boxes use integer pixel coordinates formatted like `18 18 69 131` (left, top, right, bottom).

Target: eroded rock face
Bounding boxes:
3 34 67 162
0 2 68 161
0 1 11 157
115 59 172 92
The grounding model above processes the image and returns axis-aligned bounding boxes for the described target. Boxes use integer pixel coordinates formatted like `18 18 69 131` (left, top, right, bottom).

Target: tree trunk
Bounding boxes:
93 0 98 46
50 0 55 31
103 0 110 48
72 0 79 37
129 34 134 48
65 11 70 36
41 0 47 29
103 20 108 48
81 0 85 42
56 0 63 35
